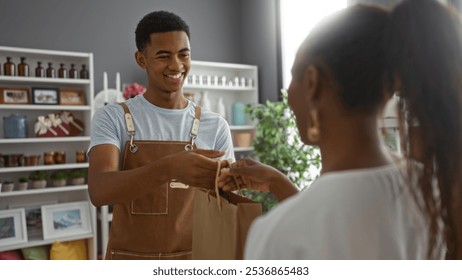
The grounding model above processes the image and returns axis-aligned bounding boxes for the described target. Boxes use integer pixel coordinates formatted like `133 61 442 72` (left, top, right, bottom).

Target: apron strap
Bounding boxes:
119 102 202 153
187 105 202 150
119 103 138 153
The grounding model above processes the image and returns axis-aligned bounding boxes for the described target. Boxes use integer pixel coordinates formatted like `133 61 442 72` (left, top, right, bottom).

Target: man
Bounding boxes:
88 10 234 260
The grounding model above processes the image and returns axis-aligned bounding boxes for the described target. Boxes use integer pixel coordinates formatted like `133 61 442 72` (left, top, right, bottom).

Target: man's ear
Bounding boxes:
303 65 321 103
135 51 147 69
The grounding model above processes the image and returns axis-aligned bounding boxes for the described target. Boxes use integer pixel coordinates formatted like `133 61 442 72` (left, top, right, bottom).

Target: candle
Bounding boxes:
116 72 121 93
103 72 108 104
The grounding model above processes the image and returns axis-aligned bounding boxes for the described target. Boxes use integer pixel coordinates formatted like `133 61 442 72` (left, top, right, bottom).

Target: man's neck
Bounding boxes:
143 89 188 109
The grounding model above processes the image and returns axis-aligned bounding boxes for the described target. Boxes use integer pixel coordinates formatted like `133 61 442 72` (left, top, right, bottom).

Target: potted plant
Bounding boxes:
68 168 87 185
17 176 29 191
29 170 48 189
50 170 68 187
243 89 321 212
1 180 15 192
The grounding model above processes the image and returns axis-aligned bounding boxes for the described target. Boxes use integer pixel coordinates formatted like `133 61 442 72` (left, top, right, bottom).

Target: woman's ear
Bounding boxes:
303 65 320 103
135 51 147 69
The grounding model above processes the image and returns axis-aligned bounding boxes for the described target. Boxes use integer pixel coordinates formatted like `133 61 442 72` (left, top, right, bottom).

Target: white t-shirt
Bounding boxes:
88 95 235 162
245 162 440 259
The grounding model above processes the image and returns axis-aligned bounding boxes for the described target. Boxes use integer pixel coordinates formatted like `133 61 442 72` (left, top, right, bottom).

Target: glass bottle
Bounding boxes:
35 61 45 77
217 97 226 119
69 63 78 79
80 64 89 79
58 63 67 78
18 57 29 77
232 101 246 125
4 57 15 76
46 62 55 78
198 91 211 110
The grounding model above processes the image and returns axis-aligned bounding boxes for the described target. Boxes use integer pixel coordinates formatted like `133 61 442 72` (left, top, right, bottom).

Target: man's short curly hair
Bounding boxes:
135 10 190 51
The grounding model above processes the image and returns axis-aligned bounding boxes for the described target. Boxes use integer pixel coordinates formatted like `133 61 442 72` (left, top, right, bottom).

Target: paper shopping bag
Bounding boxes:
192 188 262 260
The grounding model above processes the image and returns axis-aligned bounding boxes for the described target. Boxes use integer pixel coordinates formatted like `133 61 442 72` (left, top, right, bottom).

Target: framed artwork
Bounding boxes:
31 87 59 105
9 201 57 238
41 201 92 240
0 208 28 247
59 89 86 105
0 87 30 104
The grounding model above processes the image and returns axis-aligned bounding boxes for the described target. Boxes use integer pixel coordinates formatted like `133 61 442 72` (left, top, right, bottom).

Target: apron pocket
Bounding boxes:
131 183 168 215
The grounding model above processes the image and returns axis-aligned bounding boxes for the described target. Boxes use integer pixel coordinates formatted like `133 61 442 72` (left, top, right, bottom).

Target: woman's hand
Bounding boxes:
218 158 300 202
218 158 275 192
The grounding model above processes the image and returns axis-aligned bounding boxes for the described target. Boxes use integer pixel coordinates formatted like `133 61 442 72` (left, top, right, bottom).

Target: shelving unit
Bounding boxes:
184 60 259 158
0 46 96 259
97 60 260 258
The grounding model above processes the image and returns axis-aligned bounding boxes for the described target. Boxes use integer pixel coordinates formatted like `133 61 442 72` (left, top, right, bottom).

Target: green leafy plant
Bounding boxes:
18 176 29 183
29 171 48 181
50 170 68 180
243 89 321 212
68 168 87 179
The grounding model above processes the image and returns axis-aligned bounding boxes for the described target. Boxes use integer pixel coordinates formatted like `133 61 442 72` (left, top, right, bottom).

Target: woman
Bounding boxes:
219 0 461 259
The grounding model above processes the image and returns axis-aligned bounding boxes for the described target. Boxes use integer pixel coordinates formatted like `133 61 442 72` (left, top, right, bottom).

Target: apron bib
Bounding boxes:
105 103 201 260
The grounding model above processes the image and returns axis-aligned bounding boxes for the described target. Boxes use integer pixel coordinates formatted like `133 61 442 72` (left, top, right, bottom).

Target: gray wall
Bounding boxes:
0 0 281 102
0 0 243 94
240 0 281 102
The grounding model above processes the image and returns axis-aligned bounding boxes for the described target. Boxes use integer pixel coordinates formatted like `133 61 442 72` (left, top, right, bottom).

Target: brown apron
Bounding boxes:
105 103 202 260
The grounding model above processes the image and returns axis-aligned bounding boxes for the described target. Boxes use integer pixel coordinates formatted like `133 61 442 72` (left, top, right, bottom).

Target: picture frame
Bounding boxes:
59 88 86 105
0 87 30 104
9 201 57 238
41 201 92 240
31 87 59 105
0 208 28 247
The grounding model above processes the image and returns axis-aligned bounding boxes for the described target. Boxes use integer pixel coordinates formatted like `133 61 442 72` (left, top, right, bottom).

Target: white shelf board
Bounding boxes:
0 163 88 173
234 147 254 152
0 185 87 197
192 60 257 70
0 136 90 144
230 125 255 131
183 85 256 91
0 46 91 58
0 104 91 111
0 76 90 85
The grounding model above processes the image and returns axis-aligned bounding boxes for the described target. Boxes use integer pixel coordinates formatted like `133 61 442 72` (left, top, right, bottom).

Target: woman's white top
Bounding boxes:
245 162 443 259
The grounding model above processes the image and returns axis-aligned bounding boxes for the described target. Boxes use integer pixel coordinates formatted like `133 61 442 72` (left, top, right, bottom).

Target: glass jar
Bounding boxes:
43 151 55 165
69 63 78 79
3 113 28 138
80 64 89 79
3 57 15 76
35 61 45 77
46 62 55 78
76 150 86 163
58 63 67 78
54 151 66 164
18 57 29 77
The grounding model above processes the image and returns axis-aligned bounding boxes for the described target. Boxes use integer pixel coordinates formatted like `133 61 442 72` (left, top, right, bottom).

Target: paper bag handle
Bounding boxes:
214 160 222 211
